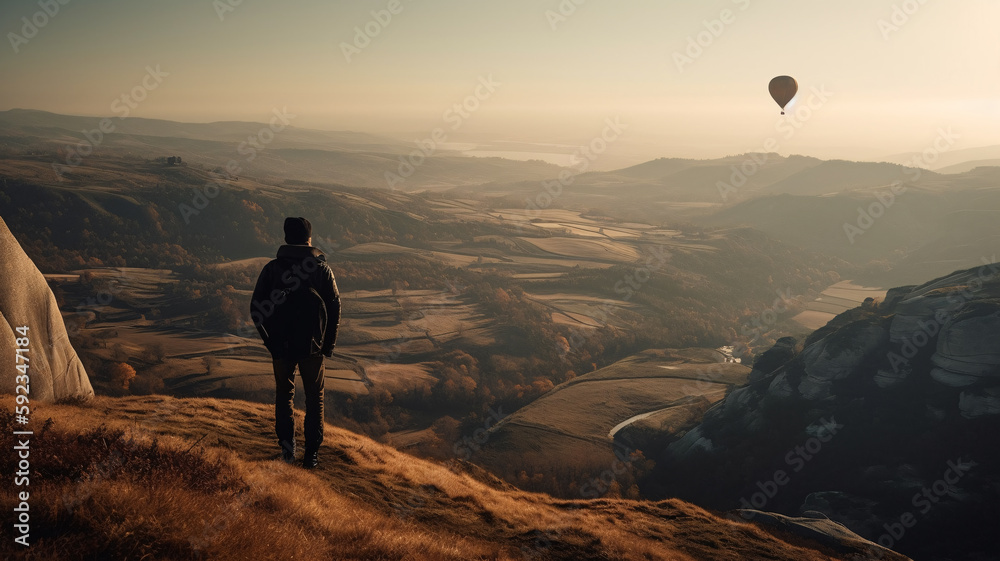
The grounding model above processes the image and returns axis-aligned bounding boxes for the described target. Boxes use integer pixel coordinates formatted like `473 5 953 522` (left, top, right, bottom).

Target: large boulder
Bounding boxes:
0 215 93 401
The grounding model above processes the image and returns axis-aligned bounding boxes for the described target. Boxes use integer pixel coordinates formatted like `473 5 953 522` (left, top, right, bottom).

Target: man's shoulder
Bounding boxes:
267 246 335 281
276 244 324 261
258 258 281 274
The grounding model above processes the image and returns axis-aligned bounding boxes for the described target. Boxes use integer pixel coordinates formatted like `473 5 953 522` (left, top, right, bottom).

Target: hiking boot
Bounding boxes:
279 440 296 464
303 449 319 469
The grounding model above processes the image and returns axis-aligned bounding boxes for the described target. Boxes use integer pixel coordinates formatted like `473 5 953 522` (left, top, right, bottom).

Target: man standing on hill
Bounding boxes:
251 217 341 469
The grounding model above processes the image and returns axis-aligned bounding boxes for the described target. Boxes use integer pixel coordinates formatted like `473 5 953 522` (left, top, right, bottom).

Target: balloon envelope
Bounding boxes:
768 76 798 114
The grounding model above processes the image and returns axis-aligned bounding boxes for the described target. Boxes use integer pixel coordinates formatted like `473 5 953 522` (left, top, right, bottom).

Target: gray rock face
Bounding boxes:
0 216 93 402
767 370 795 398
888 269 987 341
889 267 1000 344
798 325 887 400
929 301 1000 387
889 291 957 346
668 426 714 457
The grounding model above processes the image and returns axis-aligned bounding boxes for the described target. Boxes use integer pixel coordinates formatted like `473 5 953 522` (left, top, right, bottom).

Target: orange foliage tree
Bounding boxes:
109 363 137 391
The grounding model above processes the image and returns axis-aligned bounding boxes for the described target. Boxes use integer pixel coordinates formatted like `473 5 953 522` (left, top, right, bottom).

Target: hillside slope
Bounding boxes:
0 394 906 561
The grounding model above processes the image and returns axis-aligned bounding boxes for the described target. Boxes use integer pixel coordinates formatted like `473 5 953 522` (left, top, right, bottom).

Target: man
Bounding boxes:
251 217 341 468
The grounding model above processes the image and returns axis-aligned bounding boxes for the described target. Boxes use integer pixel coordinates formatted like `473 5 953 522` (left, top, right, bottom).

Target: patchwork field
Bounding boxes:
55 267 497 407
791 281 887 330
338 287 495 359
525 291 638 330
517 236 642 263
72 311 370 399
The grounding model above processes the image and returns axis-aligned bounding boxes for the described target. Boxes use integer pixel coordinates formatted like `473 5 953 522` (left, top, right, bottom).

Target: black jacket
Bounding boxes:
251 245 341 358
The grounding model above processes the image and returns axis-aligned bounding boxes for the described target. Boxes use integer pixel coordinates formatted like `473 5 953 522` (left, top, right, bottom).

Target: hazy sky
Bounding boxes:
2 0 999 162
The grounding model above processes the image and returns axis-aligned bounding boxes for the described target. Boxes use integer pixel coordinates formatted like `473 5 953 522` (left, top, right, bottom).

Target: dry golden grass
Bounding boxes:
0 395 901 561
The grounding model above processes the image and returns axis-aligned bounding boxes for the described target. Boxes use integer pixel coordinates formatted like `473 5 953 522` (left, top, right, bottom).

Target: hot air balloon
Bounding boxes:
768 76 798 115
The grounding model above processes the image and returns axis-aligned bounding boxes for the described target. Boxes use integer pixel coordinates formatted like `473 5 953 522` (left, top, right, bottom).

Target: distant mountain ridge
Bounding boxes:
0 109 564 190
468 151 941 208
0 108 405 152
936 160 1000 174
4 109 996 198
883 143 1000 173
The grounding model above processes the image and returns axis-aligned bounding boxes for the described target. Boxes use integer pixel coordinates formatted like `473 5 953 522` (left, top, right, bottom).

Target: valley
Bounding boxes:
4 109 1000 561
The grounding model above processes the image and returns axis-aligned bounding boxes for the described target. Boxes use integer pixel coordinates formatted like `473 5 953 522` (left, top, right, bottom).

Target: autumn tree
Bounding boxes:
109 362 137 391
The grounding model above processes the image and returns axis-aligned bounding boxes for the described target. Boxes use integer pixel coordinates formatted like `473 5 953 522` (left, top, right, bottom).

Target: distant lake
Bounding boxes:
461 150 576 167
434 141 578 167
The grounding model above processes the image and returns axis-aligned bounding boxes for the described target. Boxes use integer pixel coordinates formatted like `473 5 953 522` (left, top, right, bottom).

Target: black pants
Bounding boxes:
273 355 325 453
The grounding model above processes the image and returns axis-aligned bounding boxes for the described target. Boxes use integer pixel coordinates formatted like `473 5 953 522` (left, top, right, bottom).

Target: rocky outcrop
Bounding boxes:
929 300 1000 389
0 216 93 401
649 264 1000 561
798 324 887 400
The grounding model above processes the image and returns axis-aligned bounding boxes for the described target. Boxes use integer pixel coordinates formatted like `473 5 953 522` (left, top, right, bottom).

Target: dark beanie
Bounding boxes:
283 216 312 244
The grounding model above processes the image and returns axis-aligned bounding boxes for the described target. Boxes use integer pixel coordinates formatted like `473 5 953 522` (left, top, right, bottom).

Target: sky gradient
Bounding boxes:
2 0 999 163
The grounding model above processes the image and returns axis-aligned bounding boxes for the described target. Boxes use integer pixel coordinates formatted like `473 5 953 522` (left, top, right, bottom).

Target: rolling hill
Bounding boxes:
937 161 1000 174
759 160 935 196
699 177 1000 286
